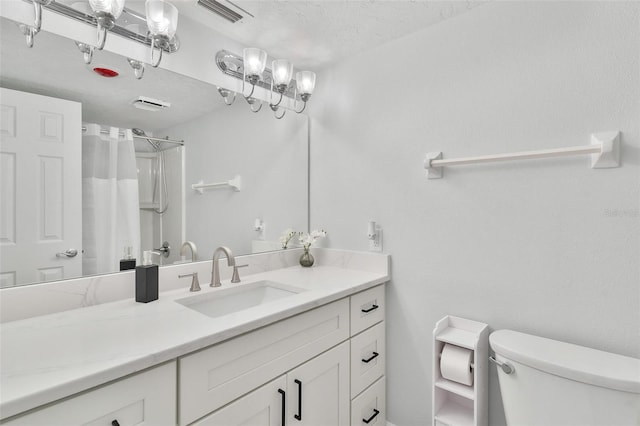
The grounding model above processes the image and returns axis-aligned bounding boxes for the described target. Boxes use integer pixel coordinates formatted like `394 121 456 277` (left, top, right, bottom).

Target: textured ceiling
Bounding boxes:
180 0 485 70
0 1 484 133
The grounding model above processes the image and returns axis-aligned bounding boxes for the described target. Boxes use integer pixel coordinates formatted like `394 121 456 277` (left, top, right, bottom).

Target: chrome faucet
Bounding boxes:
180 241 198 262
211 246 235 287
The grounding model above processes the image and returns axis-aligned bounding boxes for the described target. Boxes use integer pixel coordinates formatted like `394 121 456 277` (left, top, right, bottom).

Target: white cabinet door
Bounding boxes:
3 362 176 426
0 87 82 287
287 342 350 426
193 376 287 426
179 299 349 426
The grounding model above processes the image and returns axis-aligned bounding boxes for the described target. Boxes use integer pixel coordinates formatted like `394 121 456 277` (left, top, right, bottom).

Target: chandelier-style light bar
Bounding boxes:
215 49 317 119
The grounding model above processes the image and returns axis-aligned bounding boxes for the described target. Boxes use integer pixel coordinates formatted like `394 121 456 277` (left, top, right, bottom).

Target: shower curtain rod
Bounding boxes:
81 126 184 146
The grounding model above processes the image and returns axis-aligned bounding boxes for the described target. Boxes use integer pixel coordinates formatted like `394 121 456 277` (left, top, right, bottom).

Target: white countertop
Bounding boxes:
0 264 388 420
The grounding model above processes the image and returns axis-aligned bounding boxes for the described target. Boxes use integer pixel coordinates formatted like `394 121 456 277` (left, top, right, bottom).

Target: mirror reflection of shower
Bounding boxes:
133 128 168 215
133 128 185 266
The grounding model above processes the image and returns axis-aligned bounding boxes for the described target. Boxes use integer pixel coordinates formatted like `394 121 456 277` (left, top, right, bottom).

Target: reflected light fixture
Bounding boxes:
242 47 267 112
215 49 317 119
88 0 126 50
269 59 293 119
127 58 145 79
294 70 316 114
146 0 179 68
75 41 94 64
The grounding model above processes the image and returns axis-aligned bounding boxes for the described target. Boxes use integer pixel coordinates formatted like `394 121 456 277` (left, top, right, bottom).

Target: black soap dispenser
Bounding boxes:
136 250 158 303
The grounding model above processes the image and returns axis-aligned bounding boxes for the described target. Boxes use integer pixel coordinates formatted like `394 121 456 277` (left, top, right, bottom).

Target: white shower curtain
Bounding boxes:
82 124 141 275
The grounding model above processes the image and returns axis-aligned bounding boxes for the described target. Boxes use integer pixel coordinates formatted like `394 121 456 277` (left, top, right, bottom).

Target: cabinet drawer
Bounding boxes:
350 285 385 336
351 321 385 397
3 362 176 426
351 377 386 426
179 299 350 425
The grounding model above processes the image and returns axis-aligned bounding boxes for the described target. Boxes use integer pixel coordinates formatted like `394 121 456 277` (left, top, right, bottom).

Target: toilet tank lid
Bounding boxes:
490 330 640 394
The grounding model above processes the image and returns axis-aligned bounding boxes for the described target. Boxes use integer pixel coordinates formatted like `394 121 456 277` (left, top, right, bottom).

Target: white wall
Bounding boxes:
164 101 309 260
309 2 640 425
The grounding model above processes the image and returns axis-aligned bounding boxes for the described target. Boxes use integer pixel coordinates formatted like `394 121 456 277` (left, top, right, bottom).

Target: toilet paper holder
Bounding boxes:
432 315 489 426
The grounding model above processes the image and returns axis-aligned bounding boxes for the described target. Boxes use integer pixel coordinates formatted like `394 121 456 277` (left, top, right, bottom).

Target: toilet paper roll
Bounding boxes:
440 343 474 386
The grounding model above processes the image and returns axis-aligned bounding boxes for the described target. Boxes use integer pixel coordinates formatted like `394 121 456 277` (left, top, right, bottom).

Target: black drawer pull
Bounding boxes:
111 421 120 426
362 352 379 363
361 304 379 313
363 408 380 424
278 389 286 426
294 379 302 421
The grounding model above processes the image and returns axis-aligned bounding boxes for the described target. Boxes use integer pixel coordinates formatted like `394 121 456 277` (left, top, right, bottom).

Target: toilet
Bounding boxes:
490 330 640 425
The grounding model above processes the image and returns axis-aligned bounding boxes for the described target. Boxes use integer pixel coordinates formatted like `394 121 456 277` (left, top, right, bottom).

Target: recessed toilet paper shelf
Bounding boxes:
433 316 489 426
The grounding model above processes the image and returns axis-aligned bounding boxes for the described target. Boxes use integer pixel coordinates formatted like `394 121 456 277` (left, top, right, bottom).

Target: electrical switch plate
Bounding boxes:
369 229 383 252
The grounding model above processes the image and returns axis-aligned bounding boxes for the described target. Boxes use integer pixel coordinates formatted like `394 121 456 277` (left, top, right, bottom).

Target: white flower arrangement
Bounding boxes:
298 229 327 250
279 228 296 249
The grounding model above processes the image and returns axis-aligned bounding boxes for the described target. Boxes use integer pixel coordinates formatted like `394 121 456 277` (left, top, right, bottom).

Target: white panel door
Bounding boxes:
0 87 82 287
287 342 350 426
193 376 287 426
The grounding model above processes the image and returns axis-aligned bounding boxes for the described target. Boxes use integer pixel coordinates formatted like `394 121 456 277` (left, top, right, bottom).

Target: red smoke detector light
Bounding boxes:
93 67 119 78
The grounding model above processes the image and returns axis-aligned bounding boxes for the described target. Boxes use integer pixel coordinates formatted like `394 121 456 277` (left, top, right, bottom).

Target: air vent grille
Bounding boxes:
197 0 244 23
132 96 171 112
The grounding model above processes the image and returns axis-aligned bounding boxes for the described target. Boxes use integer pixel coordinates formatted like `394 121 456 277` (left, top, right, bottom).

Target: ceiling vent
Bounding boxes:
132 96 171 112
197 0 251 23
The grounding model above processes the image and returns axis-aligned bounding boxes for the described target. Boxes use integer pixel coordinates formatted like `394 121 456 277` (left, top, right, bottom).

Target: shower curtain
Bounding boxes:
82 124 141 275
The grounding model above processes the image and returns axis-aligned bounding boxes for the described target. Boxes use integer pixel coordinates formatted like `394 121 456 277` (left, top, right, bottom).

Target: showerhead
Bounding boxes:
132 128 160 151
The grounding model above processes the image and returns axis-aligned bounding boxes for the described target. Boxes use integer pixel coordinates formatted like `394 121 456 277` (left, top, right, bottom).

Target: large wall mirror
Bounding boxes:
0 17 309 288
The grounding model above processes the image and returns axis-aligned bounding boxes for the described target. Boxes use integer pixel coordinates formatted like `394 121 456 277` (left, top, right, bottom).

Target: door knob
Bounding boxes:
56 249 78 258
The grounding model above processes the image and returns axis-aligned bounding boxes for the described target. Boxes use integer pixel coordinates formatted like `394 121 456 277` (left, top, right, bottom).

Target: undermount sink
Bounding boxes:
175 280 305 318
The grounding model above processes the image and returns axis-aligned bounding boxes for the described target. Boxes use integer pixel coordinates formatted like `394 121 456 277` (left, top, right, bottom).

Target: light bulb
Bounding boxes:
89 0 125 18
272 59 293 87
243 48 267 78
296 71 316 95
145 0 178 38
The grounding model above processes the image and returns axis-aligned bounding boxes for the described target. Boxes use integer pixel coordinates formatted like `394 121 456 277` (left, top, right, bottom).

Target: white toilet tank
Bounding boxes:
490 330 640 426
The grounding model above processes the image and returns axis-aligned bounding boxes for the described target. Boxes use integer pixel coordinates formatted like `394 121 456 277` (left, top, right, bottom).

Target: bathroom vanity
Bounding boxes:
0 249 389 426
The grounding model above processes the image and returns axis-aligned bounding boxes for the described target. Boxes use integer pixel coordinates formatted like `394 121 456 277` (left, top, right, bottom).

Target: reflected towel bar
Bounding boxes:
424 131 620 179
192 175 242 193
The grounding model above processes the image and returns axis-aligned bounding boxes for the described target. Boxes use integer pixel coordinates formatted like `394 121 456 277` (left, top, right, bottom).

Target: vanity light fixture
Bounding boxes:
18 0 52 47
88 0 126 50
215 49 317 119
294 70 316 114
269 59 293 119
14 0 181 73
242 47 267 112
145 0 179 68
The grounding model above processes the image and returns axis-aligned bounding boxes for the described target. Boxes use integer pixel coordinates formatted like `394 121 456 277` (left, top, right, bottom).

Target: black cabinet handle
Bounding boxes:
278 389 286 426
361 304 379 313
362 352 379 363
363 408 380 424
294 379 302 421
111 421 120 426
